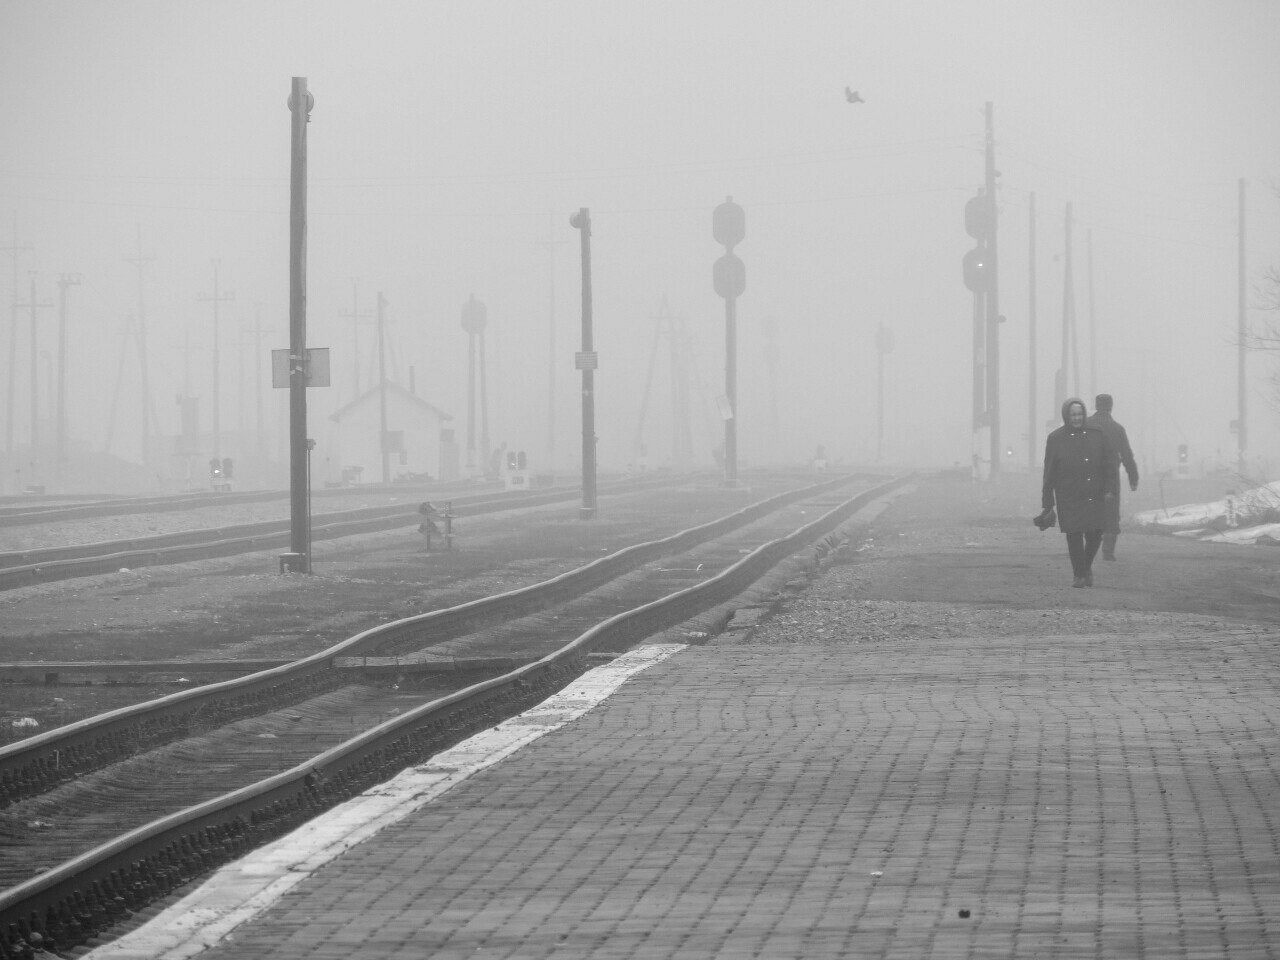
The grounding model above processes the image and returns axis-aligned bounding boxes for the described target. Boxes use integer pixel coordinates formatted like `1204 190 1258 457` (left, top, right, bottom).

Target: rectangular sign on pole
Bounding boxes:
574 351 598 371
272 347 330 388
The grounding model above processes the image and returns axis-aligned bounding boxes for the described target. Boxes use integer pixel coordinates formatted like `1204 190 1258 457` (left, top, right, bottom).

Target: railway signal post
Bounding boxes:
571 208 597 520
713 197 745 487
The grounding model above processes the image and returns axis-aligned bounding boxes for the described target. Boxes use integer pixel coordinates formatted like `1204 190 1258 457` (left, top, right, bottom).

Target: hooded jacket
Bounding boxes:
1041 398 1117 533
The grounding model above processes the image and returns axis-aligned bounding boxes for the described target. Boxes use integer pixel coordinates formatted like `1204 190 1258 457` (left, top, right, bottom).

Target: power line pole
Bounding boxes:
55 273 81 490
14 275 53 464
1237 177 1247 475
534 233 569 472
1087 227 1096 399
376 291 390 484
124 226 158 475
570 208 597 518
286 77 313 572
1 218 32 457
982 101 1001 476
337 280 372 401
1028 191 1038 472
197 260 235 461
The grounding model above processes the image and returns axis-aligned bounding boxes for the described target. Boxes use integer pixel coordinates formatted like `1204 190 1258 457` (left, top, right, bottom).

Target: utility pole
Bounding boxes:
875 323 894 461
2 219 32 457
286 76 312 573
535 232 569 472
14 276 52 483
1056 202 1077 414
55 273 81 490
982 102 1001 476
125 226 158 475
376 291 390 484
461 294 486 478
338 280 371 401
712 196 746 486
197 260 234 462
570 208 597 519
1028 191 1038 472
1087 228 1096 399
1237 177 1247 475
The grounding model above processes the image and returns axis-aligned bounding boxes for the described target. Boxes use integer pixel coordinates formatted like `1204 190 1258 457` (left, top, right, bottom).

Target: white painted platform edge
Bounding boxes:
85 643 687 960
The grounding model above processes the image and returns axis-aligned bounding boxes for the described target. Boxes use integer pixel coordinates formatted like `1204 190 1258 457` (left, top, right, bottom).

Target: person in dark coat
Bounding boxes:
1085 393 1139 560
1042 397 1117 587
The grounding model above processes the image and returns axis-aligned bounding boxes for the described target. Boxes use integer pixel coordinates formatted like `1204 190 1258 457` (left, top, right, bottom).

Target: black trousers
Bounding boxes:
1065 531 1103 576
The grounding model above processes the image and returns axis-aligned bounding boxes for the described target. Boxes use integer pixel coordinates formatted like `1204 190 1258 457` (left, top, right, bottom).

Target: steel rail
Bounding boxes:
0 474 860 802
0 473 908 954
0 476 675 588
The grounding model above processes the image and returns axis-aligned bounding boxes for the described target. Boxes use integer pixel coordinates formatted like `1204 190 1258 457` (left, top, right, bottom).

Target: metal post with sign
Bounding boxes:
713 197 745 486
286 77 313 573
570 208 597 519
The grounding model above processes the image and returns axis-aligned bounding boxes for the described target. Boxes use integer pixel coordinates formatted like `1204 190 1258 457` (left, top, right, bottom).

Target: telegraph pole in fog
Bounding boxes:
15 276 52 471
286 77 313 573
570 208 597 519
125 226 158 475
55 273 81 490
982 102 1001 476
198 260 234 462
1087 228 1096 399
1 219 32 458
1237 178 1247 474
376 291 390 484
461 294 486 477
1028 192 1038 472
339 280 371 401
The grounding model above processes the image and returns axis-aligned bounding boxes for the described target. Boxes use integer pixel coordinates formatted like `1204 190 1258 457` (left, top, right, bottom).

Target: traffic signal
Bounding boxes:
506 451 518 470
209 458 222 478
517 451 527 470
221 457 234 480
963 246 989 292
1178 444 1188 463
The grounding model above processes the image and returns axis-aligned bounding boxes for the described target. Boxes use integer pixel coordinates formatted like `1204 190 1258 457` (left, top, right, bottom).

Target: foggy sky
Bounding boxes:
2 0 1279 489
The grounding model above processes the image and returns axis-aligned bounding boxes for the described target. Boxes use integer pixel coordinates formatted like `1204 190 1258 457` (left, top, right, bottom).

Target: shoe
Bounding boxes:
1072 577 1086 588
1084 571 1093 587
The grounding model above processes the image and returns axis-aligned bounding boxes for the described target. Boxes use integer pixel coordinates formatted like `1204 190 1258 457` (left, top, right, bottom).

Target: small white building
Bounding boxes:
326 380 458 484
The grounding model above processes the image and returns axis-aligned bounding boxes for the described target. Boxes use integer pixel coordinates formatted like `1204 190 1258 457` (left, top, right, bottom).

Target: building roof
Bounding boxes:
328 380 453 423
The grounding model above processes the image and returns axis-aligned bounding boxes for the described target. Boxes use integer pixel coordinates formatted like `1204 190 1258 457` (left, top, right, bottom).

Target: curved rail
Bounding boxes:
0 473 909 954
0 476 674 589
0 473 860 803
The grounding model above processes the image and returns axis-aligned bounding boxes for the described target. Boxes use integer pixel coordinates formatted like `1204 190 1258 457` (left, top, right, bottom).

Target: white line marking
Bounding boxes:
85 643 686 960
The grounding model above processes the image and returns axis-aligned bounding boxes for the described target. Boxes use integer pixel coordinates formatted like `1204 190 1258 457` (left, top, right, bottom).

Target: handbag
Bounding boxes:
1032 507 1056 531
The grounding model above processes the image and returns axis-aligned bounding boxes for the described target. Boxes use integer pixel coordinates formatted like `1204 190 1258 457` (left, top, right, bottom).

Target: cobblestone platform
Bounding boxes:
88 476 1280 959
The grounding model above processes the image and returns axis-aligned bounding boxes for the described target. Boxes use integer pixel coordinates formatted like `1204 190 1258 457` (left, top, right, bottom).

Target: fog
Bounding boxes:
2 1 1279 493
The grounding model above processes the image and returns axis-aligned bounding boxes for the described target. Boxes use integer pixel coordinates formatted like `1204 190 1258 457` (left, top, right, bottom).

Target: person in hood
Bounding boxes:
1042 397 1117 587
1085 393 1139 560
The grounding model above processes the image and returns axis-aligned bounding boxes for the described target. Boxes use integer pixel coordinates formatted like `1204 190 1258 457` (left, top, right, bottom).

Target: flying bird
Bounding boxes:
845 87 864 103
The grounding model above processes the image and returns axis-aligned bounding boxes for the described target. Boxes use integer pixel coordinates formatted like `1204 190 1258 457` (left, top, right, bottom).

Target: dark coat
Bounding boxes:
1042 399 1117 533
1085 410 1138 533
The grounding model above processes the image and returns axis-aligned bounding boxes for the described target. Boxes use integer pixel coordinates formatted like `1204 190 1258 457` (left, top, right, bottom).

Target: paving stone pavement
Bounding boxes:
94 478 1280 959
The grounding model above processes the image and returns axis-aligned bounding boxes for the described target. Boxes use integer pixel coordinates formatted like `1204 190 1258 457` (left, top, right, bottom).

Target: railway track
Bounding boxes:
0 479 490 528
0 473 910 957
0 477 668 591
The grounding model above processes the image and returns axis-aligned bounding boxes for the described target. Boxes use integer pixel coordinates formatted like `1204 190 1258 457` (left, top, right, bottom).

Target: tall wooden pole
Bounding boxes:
377 291 389 484
1238 177 1247 474
1028 191 1037 471
983 102 1001 475
287 77 311 571
571 208 597 519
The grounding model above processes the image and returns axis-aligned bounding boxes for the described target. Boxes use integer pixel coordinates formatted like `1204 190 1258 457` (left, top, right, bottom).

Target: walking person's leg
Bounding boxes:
1065 532 1086 587
1083 530 1103 585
